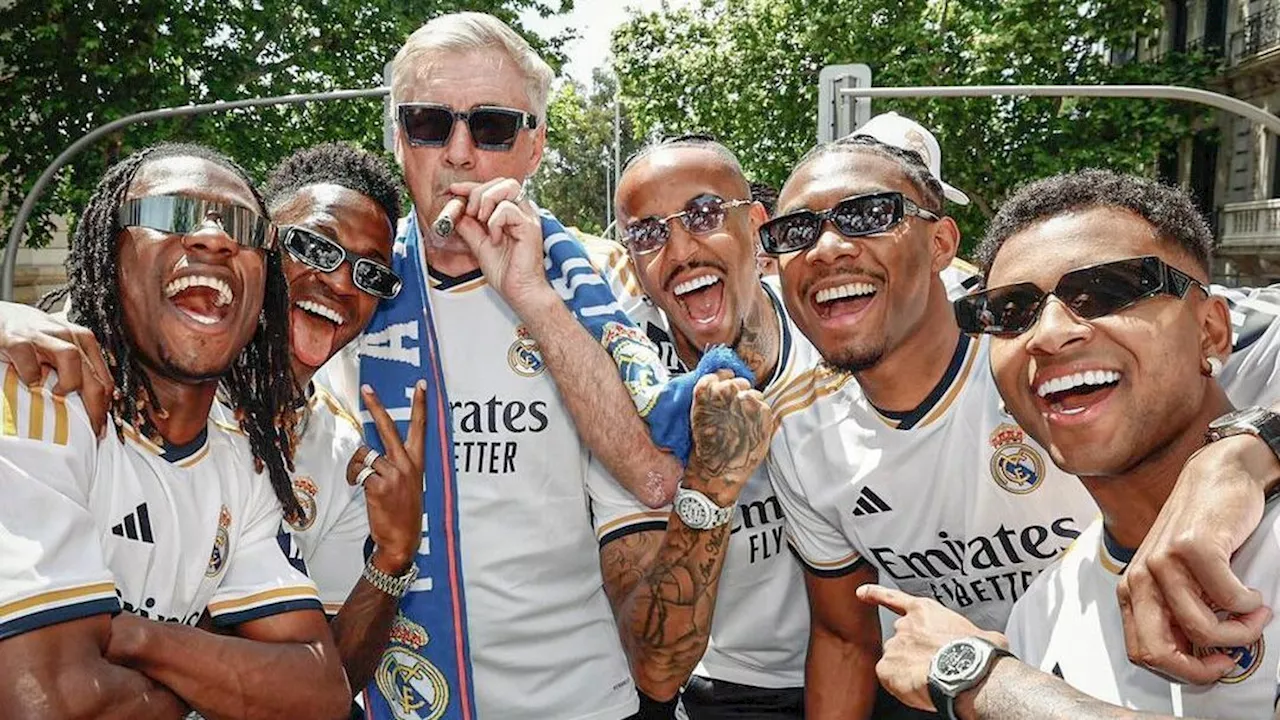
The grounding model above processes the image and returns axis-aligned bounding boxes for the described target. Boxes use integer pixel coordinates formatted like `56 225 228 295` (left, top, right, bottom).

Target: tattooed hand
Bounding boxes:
686 370 774 506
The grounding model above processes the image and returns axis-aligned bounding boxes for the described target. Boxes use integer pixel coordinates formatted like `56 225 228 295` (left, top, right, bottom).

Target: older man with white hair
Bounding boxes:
352 12 771 720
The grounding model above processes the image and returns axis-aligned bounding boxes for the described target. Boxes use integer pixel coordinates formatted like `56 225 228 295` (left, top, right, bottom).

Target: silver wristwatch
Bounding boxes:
927 636 1013 720
673 486 734 530
362 558 419 598
1206 407 1280 460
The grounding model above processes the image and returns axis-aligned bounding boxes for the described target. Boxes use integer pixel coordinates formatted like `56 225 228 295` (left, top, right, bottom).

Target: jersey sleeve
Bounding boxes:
300 399 371 615
1215 284 1280 408
585 454 669 546
0 365 118 640
582 233 649 319
208 462 323 627
766 430 865 578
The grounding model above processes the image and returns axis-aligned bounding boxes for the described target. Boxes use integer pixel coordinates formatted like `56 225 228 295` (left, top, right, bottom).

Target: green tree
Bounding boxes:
1 0 572 247
612 0 1218 253
531 68 638 236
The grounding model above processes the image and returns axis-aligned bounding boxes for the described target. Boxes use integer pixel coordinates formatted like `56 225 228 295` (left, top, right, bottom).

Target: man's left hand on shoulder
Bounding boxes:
1117 432 1279 684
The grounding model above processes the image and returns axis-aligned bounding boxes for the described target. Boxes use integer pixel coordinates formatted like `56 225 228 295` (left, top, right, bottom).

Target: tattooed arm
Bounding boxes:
599 372 773 701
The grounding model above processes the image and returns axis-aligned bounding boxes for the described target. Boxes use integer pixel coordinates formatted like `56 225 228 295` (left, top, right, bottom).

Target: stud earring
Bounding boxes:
1204 356 1223 378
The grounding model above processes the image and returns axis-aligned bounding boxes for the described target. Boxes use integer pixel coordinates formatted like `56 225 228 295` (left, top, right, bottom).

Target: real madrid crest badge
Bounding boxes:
288 477 319 532
376 614 451 720
206 505 232 577
507 325 545 377
1194 625 1265 684
988 423 1045 495
600 320 664 416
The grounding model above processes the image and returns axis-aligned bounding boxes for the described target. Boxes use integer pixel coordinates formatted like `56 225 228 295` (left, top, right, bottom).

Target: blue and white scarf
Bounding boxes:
357 208 749 720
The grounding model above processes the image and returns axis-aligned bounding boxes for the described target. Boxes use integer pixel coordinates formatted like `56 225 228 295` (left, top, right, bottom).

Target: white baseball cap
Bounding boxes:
850 111 970 206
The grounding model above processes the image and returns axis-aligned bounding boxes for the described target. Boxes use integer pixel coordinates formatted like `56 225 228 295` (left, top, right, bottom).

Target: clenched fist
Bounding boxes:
686 370 774 506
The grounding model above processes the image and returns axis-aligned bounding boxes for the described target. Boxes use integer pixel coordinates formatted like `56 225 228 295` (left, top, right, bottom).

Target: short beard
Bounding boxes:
821 345 884 375
154 344 234 384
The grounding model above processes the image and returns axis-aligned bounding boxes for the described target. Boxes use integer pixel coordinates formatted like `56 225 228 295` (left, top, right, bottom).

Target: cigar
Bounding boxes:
433 197 466 238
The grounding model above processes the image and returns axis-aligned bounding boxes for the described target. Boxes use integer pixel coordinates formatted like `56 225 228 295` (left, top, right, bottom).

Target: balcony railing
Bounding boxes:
1219 199 1280 249
1229 3 1280 66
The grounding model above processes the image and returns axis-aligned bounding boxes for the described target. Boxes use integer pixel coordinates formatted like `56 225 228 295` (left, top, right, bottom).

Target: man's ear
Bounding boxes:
1200 292 1233 363
747 201 768 232
393 127 406 167
930 216 961 274
525 125 547 177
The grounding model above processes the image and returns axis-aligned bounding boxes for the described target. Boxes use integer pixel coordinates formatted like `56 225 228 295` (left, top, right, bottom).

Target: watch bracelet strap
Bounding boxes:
711 503 734 526
362 558 417 598
927 678 956 720
1258 412 1280 468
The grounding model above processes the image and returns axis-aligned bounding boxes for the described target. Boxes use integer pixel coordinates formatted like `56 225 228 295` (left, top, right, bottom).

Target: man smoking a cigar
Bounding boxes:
350 13 756 719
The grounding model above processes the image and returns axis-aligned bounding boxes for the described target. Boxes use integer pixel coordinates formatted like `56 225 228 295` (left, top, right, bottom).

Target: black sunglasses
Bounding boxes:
622 193 752 255
953 255 1207 337
118 194 277 250
398 103 538 151
758 191 940 255
282 225 402 300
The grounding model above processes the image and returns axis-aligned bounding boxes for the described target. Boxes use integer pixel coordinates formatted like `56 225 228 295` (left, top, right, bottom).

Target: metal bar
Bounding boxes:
839 84 1280 137
2 86 389 301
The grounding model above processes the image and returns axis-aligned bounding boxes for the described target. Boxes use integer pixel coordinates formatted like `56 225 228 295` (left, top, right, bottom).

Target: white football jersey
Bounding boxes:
1215 284 1280 405
1007 505 1280 718
405 264 638 720
212 385 370 615
769 333 1100 631
583 240 984 686
1004 284 1280 717
587 275 816 689
584 234 683 373
0 364 321 639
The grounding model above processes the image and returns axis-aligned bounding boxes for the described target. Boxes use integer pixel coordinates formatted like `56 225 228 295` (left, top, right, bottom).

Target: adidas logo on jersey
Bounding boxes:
851 487 892 517
111 503 154 544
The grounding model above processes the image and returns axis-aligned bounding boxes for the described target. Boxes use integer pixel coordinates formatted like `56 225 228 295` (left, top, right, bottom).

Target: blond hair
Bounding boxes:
390 12 554 123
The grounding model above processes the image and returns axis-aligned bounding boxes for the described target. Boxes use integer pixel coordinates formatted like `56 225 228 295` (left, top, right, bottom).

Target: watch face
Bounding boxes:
677 495 711 527
936 642 979 680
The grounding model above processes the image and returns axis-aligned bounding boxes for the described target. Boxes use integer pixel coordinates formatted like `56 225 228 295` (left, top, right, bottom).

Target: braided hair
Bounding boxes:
783 135 945 215
67 142 304 521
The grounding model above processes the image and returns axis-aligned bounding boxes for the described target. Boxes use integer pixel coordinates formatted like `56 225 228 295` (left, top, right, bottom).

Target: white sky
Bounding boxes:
520 0 699 86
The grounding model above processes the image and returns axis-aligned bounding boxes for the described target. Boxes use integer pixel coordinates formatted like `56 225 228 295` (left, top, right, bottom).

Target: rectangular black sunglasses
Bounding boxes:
398 103 538 151
282 225 402 300
953 255 1206 336
759 191 940 255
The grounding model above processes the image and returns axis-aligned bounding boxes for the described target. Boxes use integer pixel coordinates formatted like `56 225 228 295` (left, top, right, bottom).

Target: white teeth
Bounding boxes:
673 274 720 296
815 282 876 304
1036 370 1122 398
163 275 233 308
295 300 346 326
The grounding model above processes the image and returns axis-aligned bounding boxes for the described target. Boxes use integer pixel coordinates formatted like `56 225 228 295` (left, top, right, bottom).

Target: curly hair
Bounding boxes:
67 142 304 520
262 142 402 227
782 135 944 214
976 170 1213 278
